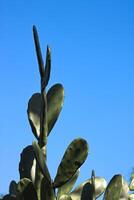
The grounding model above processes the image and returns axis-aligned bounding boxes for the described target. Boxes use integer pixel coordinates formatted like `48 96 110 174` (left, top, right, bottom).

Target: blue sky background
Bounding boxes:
0 0 134 196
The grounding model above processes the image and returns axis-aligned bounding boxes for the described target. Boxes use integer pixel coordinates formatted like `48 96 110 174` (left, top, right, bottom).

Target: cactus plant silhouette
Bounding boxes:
1 26 134 200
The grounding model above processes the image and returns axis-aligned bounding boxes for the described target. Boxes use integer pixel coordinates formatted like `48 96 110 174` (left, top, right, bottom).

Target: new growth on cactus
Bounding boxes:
1 26 134 200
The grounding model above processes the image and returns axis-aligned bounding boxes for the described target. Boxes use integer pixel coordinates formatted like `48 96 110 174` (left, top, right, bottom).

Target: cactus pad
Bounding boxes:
103 175 128 200
70 177 107 200
27 84 64 139
54 138 88 188
9 181 17 197
19 146 36 183
17 178 38 200
80 182 95 200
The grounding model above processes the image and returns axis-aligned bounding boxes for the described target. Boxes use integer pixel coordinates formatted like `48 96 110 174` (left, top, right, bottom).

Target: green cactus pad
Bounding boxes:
19 146 36 183
27 93 41 139
53 138 88 188
27 84 64 139
9 181 17 197
103 175 128 200
81 182 95 200
57 170 80 199
59 194 72 200
32 141 51 183
47 83 64 134
40 177 55 200
17 178 38 200
70 177 107 200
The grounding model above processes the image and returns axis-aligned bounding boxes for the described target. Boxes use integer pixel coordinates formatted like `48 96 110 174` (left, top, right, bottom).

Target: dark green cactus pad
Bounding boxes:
27 84 64 139
57 170 80 199
70 177 107 200
40 177 55 200
58 194 72 200
32 141 51 183
19 146 36 183
27 93 41 139
53 138 88 188
17 178 38 200
9 181 17 197
103 175 127 200
47 83 64 135
80 182 95 200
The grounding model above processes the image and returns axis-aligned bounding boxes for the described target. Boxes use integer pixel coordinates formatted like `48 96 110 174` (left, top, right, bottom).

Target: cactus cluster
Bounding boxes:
1 26 134 200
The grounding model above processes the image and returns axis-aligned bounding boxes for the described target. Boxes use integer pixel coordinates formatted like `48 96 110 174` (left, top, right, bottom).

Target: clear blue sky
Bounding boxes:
0 0 134 195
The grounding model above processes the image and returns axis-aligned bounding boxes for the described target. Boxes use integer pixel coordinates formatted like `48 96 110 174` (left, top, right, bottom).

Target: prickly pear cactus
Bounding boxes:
103 175 129 200
53 138 89 188
27 83 64 139
1 26 132 200
70 176 107 200
19 146 36 183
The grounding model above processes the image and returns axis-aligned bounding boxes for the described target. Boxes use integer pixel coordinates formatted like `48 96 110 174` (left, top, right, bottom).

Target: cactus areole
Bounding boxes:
1 26 132 200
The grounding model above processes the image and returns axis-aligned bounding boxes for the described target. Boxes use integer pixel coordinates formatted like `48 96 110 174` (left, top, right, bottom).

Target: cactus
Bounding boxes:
80 183 94 200
103 175 129 200
19 146 36 183
1 26 133 200
80 171 95 200
9 181 17 197
32 141 51 183
40 177 55 200
27 84 64 140
57 170 80 199
70 176 107 200
17 178 38 200
53 138 89 188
